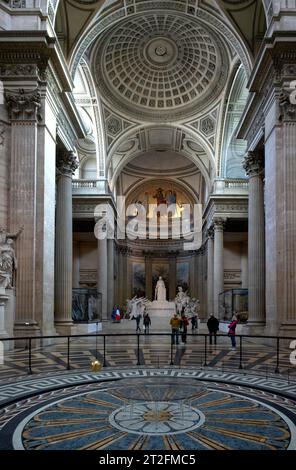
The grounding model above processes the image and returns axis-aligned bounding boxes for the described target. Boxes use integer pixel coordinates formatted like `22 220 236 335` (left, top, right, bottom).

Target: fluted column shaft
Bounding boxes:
145 255 153 300
168 255 177 300
107 239 114 317
54 152 78 331
98 237 108 320
213 220 225 317
244 152 265 324
6 90 41 329
207 229 214 315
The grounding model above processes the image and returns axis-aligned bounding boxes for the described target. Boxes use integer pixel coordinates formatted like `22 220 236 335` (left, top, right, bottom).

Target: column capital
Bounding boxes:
213 218 226 232
243 151 264 178
279 89 296 122
5 88 42 122
57 151 79 176
206 227 214 239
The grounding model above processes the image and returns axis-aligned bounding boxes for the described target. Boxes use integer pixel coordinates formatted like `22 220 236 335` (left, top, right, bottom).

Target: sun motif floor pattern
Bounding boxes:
0 369 295 451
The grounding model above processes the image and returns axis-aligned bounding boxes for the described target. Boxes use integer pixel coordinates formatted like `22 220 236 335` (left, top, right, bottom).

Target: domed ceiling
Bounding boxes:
93 12 229 122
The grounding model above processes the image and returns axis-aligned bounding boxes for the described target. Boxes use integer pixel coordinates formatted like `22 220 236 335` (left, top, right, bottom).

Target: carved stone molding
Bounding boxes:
279 90 296 122
243 151 264 178
57 151 79 176
206 227 214 239
213 218 226 232
0 64 39 78
5 88 42 121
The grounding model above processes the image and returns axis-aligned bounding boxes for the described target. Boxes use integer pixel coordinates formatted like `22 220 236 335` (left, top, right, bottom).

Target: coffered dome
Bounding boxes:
93 13 229 122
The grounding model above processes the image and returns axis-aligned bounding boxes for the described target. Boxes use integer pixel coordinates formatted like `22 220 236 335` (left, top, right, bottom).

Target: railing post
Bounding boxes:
239 336 243 369
67 336 71 370
275 337 280 374
28 338 32 375
203 335 208 367
103 335 107 367
137 333 140 366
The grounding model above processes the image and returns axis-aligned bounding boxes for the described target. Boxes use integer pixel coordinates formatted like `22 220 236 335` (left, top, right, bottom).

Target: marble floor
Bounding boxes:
0 320 294 381
0 368 295 450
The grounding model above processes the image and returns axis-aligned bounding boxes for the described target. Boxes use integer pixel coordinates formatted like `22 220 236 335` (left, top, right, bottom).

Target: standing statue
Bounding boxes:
0 227 22 289
154 276 167 301
175 286 190 314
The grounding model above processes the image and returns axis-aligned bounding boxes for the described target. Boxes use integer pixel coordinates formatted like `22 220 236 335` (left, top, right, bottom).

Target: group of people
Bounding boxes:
133 311 151 334
170 312 199 344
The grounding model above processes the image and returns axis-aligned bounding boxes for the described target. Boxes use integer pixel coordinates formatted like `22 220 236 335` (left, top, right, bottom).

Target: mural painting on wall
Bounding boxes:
132 262 146 298
177 262 189 293
152 263 169 300
127 183 192 224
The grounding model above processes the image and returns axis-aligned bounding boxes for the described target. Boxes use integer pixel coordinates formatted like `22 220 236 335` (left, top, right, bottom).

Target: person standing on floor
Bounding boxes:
143 313 151 334
228 315 238 350
181 313 189 344
207 314 219 345
136 312 142 333
170 312 180 345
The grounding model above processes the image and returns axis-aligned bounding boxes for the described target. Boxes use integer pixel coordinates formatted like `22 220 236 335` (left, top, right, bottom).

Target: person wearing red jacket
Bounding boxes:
228 315 238 350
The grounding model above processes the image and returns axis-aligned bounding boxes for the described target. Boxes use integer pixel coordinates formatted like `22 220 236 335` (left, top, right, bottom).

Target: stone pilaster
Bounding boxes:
5 88 41 336
54 151 78 334
168 253 177 301
207 227 214 316
107 239 114 317
97 237 108 320
243 151 265 326
73 241 80 289
213 219 225 317
278 92 296 333
145 253 153 300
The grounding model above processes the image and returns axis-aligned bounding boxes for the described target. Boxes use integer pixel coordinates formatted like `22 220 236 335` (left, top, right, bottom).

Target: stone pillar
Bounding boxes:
278 93 296 333
97 237 108 320
241 242 248 289
213 219 225 317
243 152 265 326
207 228 214 316
54 151 78 334
107 239 114 317
73 241 80 289
168 253 177 300
5 89 41 336
145 254 153 300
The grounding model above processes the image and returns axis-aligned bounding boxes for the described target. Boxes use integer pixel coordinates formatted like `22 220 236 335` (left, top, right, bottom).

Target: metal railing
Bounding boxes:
0 332 295 377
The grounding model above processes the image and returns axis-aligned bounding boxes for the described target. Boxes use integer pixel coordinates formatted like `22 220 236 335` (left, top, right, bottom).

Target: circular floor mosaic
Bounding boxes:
9 378 295 450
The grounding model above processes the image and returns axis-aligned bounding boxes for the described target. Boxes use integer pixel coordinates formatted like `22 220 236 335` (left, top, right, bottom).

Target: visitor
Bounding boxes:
228 315 238 350
181 313 189 344
170 312 180 345
191 313 198 331
143 313 151 334
115 305 121 322
136 312 142 333
207 314 219 345
111 305 117 322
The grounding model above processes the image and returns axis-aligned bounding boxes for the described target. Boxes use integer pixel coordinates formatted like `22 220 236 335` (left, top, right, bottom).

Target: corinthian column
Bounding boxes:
107 239 114 318
97 237 108 321
243 151 265 326
207 228 214 316
145 253 153 300
54 151 78 334
213 219 225 317
5 88 41 336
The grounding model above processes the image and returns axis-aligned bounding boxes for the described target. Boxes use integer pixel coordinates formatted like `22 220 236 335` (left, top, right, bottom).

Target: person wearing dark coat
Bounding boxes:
207 314 219 345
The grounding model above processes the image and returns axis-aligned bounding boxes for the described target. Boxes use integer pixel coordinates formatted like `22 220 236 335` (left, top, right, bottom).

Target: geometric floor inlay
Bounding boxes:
10 379 295 450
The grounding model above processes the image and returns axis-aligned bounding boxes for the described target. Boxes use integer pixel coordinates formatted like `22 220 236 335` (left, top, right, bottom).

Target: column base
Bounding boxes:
14 321 41 348
278 322 296 338
54 321 78 336
243 321 266 336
